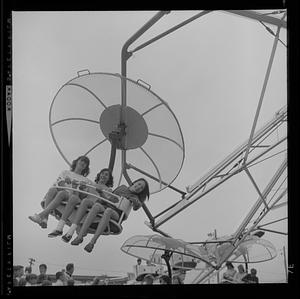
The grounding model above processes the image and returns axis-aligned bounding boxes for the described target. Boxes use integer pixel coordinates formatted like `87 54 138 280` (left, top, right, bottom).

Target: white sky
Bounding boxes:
13 10 287 283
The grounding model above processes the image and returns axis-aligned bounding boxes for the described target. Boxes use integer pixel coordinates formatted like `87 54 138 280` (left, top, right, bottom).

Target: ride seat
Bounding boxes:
41 194 132 235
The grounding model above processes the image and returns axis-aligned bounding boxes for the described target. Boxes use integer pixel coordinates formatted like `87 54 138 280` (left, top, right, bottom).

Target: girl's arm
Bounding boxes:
128 194 142 211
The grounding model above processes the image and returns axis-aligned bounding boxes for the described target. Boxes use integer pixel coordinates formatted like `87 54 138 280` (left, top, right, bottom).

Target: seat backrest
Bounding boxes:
116 197 132 220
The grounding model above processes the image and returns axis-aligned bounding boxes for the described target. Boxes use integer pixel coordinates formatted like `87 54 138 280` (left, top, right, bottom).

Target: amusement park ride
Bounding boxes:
43 10 287 283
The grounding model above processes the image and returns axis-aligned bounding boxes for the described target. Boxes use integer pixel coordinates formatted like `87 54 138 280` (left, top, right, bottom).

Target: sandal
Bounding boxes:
71 236 83 246
48 230 63 238
84 242 94 253
61 234 72 243
28 214 42 225
39 219 48 229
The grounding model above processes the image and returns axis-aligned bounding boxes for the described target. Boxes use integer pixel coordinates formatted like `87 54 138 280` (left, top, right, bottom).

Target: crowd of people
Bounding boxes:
13 263 76 287
222 261 259 284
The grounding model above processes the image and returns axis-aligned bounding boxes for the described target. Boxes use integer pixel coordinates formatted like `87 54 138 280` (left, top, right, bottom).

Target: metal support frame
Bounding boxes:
152 107 286 228
118 11 287 283
243 13 285 164
119 11 169 187
225 10 286 28
191 166 287 284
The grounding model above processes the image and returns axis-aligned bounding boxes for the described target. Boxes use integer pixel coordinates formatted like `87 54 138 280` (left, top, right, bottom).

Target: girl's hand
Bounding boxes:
64 177 72 184
57 180 66 187
71 180 79 189
79 181 87 191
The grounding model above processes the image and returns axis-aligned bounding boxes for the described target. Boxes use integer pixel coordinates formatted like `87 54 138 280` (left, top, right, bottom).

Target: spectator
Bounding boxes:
242 268 259 284
143 274 154 285
137 258 142 266
159 275 171 285
65 263 74 281
222 261 237 283
38 264 47 275
172 269 185 284
53 271 65 286
38 264 51 282
25 266 32 275
67 279 75 286
25 274 38 286
37 274 48 285
233 264 247 283
18 277 27 286
13 265 24 286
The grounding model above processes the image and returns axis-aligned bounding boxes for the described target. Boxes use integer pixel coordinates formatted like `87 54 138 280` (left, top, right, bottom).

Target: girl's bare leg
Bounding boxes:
73 197 95 225
70 203 105 246
60 195 81 222
64 197 95 239
77 203 105 239
84 208 119 253
39 190 69 218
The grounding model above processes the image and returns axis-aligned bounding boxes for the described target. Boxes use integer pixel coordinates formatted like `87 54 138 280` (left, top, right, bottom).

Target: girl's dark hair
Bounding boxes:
226 261 234 269
131 178 150 203
71 156 90 177
95 168 114 188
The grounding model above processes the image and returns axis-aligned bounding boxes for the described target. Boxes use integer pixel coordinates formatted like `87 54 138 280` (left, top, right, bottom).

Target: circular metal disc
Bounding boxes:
49 72 185 194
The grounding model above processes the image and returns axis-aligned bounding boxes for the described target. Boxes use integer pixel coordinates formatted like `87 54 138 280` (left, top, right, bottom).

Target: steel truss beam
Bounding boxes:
149 106 286 229
191 159 287 284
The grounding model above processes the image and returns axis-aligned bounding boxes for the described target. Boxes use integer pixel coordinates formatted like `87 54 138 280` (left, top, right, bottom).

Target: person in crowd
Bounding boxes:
64 263 75 282
53 271 65 286
13 265 24 286
25 266 32 275
25 274 38 286
70 178 150 253
67 279 75 286
134 258 143 277
18 277 27 286
159 275 172 285
57 169 113 242
171 268 186 284
242 268 259 283
38 263 50 281
233 264 247 283
222 261 237 283
29 156 91 230
37 274 48 285
143 274 154 285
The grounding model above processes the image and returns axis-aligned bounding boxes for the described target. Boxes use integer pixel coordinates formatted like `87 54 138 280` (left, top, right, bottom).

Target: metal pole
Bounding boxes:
243 12 286 164
214 229 220 284
131 10 212 54
225 10 286 29
243 23 283 164
120 11 169 186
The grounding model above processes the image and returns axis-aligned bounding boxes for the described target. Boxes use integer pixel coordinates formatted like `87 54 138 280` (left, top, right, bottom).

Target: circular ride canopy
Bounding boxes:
49 72 185 194
121 234 277 271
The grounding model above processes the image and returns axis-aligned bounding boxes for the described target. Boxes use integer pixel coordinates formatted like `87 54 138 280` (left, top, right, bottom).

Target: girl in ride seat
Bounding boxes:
70 178 150 253
48 168 114 240
29 156 91 229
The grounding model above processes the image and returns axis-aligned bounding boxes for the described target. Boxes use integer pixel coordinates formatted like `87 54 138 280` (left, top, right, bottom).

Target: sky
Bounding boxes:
13 10 287 283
